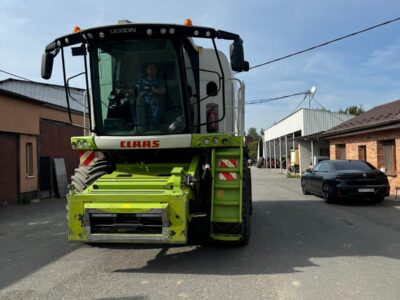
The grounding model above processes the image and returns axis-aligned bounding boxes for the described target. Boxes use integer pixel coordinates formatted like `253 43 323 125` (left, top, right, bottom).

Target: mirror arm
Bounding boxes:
61 47 73 125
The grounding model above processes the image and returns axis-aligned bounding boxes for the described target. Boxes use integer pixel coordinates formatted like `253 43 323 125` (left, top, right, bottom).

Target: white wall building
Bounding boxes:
261 108 353 173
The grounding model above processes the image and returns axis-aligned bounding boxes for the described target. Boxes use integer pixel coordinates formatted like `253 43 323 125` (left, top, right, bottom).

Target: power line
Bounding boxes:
0 68 86 106
249 16 400 70
291 93 309 113
311 95 347 122
0 69 31 81
246 90 309 105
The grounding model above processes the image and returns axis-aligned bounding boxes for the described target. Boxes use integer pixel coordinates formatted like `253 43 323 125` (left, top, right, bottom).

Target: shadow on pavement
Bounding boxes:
2 197 400 286
112 199 400 275
0 198 79 289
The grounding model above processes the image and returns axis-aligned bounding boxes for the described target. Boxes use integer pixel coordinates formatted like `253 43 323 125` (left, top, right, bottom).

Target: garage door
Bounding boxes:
0 133 18 206
39 119 83 193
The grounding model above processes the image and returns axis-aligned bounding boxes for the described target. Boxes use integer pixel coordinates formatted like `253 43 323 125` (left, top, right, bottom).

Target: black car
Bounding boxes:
301 160 390 203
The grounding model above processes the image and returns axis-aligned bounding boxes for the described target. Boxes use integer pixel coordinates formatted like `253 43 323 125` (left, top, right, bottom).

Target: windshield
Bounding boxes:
92 39 186 136
332 161 376 171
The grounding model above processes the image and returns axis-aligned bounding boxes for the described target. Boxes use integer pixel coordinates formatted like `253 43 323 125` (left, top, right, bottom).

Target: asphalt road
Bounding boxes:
1 168 400 300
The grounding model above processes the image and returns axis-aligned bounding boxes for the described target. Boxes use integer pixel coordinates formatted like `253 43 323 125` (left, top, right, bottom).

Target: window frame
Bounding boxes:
382 139 396 172
358 145 367 161
26 142 34 177
336 144 346 160
89 38 191 136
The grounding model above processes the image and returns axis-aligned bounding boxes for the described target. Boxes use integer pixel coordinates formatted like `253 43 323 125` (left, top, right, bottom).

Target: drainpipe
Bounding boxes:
279 137 282 173
311 140 314 166
285 135 288 173
273 140 276 171
268 141 271 168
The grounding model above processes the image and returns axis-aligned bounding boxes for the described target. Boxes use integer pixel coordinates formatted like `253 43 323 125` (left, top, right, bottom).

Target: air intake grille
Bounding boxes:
89 213 163 234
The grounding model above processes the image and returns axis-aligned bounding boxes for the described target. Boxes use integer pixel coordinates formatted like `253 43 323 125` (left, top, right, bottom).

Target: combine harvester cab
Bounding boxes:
41 20 252 245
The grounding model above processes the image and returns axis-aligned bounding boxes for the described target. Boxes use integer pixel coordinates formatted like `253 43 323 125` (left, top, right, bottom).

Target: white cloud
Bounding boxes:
365 39 400 70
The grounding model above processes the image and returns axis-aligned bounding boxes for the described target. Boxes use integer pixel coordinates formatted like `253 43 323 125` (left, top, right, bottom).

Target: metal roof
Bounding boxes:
0 78 85 112
264 108 354 141
323 99 400 137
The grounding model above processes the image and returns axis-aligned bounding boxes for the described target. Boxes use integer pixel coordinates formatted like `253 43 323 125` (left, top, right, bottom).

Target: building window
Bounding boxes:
336 144 346 159
383 140 396 172
26 143 34 177
358 145 367 161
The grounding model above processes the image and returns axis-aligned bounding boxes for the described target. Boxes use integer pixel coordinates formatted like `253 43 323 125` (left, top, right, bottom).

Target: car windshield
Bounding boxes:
332 161 376 171
92 38 186 136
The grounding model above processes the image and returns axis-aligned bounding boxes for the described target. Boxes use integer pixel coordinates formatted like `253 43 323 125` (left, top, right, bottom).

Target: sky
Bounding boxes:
1 0 400 133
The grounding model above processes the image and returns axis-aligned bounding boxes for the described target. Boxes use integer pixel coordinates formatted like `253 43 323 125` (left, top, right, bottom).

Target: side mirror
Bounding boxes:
41 50 58 79
305 168 312 173
230 39 249 72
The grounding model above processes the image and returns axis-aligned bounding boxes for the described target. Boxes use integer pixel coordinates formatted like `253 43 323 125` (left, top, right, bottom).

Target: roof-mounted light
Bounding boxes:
184 19 192 26
73 26 81 33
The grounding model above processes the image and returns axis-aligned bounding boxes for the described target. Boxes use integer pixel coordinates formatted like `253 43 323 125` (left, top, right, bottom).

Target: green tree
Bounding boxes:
338 105 365 116
246 127 262 161
248 140 258 161
247 127 259 139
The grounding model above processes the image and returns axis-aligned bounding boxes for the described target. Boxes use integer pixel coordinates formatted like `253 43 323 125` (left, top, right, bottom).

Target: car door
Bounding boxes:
313 162 330 194
308 163 321 193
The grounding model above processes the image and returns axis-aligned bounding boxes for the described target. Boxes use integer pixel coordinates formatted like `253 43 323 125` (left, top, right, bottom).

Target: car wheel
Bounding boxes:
373 196 385 204
323 183 336 204
301 179 310 195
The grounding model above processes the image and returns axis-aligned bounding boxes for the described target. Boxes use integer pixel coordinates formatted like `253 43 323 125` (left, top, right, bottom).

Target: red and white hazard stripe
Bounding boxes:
79 150 95 166
218 159 238 168
218 172 238 181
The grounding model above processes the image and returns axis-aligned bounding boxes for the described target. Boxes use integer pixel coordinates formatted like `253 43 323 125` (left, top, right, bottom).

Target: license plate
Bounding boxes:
358 188 374 193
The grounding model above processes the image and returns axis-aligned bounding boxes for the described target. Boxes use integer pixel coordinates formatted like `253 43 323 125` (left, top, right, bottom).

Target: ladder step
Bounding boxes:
214 200 240 206
214 184 240 189
213 217 241 223
215 152 240 157
211 233 241 241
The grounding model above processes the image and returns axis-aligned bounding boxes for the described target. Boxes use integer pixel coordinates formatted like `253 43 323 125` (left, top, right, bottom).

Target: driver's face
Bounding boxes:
146 65 157 79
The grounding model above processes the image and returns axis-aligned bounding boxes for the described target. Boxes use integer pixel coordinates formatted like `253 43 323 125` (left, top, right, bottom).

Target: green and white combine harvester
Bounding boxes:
41 20 252 245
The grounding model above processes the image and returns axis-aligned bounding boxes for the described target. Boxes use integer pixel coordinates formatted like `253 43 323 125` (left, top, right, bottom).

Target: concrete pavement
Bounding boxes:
1 168 400 299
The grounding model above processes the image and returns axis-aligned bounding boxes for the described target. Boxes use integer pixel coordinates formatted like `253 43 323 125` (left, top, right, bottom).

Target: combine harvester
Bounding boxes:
41 19 252 245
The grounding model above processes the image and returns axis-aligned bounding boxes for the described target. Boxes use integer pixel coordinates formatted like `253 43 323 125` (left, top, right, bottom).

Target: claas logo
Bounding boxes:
120 140 160 148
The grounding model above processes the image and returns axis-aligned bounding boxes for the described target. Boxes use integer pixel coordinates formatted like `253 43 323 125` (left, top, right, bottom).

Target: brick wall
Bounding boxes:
328 128 400 195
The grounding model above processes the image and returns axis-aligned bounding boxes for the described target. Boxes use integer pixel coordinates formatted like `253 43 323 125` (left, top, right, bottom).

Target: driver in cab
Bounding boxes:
132 63 166 131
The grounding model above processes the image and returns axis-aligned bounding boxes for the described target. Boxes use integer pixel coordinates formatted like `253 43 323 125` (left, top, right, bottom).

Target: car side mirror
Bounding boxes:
305 168 312 173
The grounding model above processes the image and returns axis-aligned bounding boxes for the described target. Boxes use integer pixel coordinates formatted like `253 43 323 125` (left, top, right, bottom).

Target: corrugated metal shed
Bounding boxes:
302 109 353 136
264 108 353 141
0 78 85 112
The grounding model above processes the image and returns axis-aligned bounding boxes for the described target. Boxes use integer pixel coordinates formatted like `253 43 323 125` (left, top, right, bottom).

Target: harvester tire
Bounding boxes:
70 159 111 193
